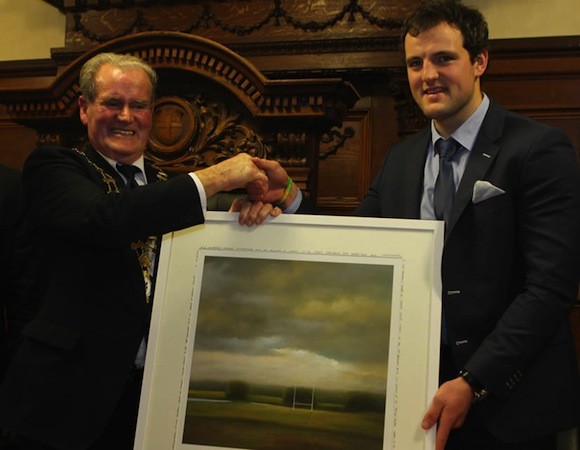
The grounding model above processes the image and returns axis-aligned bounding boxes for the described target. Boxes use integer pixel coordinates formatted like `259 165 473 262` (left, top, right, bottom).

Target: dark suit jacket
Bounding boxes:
0 165 37 383
353 100 580 441
0 146 205 449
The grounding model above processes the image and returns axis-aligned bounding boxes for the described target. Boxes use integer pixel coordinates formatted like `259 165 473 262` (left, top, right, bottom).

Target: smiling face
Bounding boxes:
404 22 488 137
79 63 154 164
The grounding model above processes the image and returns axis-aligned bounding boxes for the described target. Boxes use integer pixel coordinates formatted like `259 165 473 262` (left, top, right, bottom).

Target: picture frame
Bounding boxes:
135 212 443 450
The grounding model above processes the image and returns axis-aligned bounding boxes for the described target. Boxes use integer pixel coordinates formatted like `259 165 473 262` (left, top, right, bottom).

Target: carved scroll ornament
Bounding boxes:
147 95 272 171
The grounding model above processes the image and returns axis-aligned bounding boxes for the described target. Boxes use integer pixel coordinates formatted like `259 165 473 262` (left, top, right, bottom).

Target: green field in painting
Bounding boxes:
183 396 385 450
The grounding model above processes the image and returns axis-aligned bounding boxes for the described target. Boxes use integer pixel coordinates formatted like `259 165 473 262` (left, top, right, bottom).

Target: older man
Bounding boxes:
0 53 269 449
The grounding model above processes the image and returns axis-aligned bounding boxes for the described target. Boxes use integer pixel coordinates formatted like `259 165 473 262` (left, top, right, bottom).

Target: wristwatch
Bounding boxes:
459 370 489 403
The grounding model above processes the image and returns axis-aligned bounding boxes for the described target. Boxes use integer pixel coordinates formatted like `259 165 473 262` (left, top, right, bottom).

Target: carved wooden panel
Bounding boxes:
0 120 38 169
484 37 580 160
147 92 271 172
0 32 359 199
47 0 418 49
317 109 371 215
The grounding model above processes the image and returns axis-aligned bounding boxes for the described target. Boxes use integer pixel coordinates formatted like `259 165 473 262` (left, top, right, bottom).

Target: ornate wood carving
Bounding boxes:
0 31 359 197
317 109 371 214
1 32 358 121
68 2 404 43
43 0 415 46
319 126 355 160
388 78 428 136
147 94 272 172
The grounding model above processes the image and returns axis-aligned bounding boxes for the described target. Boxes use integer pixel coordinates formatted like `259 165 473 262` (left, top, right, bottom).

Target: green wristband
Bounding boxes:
276 177 293 207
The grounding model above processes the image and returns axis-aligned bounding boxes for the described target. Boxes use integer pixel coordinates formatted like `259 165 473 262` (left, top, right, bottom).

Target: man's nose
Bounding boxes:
117 104 133 121
422 61 439 82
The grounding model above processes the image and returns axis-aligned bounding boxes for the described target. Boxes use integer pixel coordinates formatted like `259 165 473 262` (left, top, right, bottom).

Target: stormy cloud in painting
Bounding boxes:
181 254 395 449
190 256 394 393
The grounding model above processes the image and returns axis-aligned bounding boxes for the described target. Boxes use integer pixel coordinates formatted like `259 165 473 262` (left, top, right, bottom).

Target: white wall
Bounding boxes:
0 0 65 61
464 0 580 38
0 0 578 62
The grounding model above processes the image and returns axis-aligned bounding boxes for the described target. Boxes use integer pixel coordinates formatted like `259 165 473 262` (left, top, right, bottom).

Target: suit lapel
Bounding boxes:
395 128 430 219
143 158 168 185
409 130 431 218
82 145 125 190
446 101 505 239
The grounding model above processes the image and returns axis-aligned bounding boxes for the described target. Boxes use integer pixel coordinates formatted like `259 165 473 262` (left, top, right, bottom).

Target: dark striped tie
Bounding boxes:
116 164 141 190
433 138 459 224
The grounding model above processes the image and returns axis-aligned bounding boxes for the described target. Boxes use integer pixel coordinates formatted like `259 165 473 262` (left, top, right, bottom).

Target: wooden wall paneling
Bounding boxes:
485 37 580 158
317 108 371 215
0 118 38 170
0 32 359 201
315 75 416 216
52 0 418 50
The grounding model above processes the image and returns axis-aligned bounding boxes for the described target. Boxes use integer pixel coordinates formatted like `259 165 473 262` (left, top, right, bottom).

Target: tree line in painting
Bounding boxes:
183 379 387 450
189 379 386 413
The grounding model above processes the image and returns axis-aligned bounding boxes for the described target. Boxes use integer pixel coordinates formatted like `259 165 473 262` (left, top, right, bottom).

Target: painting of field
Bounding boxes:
182 255 394 449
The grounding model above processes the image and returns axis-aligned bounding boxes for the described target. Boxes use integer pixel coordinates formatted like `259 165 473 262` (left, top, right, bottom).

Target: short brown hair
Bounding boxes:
401 0 489 62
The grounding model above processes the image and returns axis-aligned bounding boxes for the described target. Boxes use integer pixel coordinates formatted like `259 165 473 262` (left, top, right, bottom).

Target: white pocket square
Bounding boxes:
472 180 505 204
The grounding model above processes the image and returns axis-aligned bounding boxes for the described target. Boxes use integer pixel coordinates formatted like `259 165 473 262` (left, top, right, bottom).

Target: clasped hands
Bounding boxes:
231 157 294 226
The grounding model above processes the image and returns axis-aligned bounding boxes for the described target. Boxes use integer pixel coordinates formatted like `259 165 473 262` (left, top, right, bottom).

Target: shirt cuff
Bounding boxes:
189 172 207 217
282 188 303 214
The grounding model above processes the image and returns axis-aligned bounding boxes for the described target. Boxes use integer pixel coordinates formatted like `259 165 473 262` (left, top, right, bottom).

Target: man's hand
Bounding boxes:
229 198 282 226
249 157 290 204
196 153 268 198
422 377 474 450
230 157 300 225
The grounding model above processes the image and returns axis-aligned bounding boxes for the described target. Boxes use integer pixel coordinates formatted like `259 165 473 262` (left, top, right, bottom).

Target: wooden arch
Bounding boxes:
3 31 358 121
0 31 359 197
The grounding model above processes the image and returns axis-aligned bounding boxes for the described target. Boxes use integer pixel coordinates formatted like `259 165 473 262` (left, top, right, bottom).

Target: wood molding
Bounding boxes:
0 31 359 200
0 32 359 126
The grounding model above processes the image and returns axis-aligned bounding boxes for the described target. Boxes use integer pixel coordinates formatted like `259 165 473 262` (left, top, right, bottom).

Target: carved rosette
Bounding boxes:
146 95 272 171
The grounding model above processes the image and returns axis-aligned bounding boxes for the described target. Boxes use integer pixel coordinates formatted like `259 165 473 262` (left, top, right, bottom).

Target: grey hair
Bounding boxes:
79 52 158 103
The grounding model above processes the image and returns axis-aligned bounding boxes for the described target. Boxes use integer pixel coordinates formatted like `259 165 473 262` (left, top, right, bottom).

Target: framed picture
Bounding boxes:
135 212 443 450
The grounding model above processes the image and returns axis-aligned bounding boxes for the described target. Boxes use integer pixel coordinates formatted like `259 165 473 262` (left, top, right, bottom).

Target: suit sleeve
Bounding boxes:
23 146 205 247
355 152 389 217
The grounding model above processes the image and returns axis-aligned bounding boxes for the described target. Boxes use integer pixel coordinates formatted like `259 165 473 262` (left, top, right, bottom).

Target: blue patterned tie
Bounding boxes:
116 164 141 190
433 138 459 224
433 138 458 345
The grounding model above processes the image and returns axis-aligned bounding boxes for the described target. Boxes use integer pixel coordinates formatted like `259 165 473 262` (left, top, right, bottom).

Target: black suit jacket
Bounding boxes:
0 165 37 383
0 146 205 449
354 101 580 441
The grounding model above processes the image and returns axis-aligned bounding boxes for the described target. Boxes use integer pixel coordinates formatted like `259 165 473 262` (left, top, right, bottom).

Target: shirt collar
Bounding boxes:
431 93 490 152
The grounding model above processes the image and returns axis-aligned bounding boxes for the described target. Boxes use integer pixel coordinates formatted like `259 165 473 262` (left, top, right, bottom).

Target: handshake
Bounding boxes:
196 153 297 225
234 156 299 225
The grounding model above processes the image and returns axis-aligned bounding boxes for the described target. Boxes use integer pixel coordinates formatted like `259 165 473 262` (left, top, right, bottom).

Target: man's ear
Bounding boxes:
78 95 89 125
474 49 489 77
